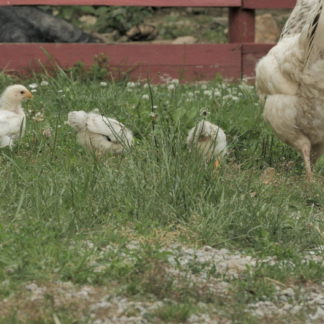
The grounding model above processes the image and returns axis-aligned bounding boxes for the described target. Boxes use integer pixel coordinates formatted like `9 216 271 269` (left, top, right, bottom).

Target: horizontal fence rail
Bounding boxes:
0 0 296 8
0 0 296 82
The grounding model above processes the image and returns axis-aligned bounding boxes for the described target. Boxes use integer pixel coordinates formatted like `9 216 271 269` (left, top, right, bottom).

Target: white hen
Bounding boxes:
186 120 227 167
0 84 33 148
256 0 324 180
67 110 133 155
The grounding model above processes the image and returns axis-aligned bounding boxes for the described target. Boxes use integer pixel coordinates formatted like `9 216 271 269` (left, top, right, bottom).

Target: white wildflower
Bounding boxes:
142 94 150 100
223 94 239 102
149 112 158 119
153 105 158 109
167 84 175 91
40 81 49 86
100 81 107 87
29 83 38 89
188 92 194 97
31 89 37 93
32 112 44 122
57 89 64 93
201 84 207 90
239 83 254 91
214 89 221 96
127 81 136 88
160 74 173 83
143 83 149 89
171 78 179 84
203 90 213 96
1 280 10 287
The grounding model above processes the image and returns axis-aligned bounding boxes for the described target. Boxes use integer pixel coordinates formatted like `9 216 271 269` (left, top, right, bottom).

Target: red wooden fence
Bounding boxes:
0 0 296 82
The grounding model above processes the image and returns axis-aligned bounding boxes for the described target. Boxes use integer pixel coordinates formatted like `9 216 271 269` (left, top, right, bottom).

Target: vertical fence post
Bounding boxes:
229 7 255 78
228 7 255 43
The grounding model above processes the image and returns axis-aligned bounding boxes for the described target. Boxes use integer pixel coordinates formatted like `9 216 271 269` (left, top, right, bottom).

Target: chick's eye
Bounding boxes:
20 91 25 94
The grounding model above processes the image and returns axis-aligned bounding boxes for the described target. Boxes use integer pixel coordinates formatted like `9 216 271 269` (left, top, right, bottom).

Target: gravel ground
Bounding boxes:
0 242 323 323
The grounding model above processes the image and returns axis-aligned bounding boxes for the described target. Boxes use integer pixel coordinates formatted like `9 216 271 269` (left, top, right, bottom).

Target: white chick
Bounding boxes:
0 84 33 148
67 110 133 155
186 120 227 167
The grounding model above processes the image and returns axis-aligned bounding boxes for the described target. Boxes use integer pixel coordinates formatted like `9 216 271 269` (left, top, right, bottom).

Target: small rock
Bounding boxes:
79 15 97 26
186 7 206 15
172 36 197 44
25 283 38 291
92 31 119 43
260 167 276 184
126 24 158 41
281 288 295 297
255 14 280 43
152 39 173 44
212 17 228 26
310 308 324 320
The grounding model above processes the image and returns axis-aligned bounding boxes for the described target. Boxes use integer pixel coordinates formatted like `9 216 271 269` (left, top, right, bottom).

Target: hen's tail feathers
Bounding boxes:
303 0 324 67
101 115 133 149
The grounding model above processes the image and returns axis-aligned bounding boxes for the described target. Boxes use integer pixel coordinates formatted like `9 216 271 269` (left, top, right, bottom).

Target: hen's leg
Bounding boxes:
300 141 312 181
292 137 312 181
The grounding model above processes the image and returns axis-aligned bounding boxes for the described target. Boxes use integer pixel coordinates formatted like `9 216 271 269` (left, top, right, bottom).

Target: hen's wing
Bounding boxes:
86 113 132 145
281 0 317 39
0 110 24 137
301 0 324 67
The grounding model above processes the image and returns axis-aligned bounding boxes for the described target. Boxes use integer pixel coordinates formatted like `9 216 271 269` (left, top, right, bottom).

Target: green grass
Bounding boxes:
0 71 323 322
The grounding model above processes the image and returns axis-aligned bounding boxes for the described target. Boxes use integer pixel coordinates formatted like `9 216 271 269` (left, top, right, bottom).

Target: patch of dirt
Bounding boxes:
0 281 108 322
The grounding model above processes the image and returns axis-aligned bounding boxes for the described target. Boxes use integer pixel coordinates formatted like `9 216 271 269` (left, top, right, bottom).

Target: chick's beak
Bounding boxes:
24 91 33 99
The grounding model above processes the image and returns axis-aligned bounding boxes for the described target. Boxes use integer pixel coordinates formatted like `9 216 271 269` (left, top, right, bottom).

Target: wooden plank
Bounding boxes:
229 8 255 43
242 43 273 78
0 0 242 7
243 0 296 9
0 43 242 81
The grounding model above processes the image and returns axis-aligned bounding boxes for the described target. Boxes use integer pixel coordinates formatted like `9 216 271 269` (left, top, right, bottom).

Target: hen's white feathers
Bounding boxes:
68 110 133 155
186 120 227 162
0 84 32 148
256 0 324 180
280 0 316 38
